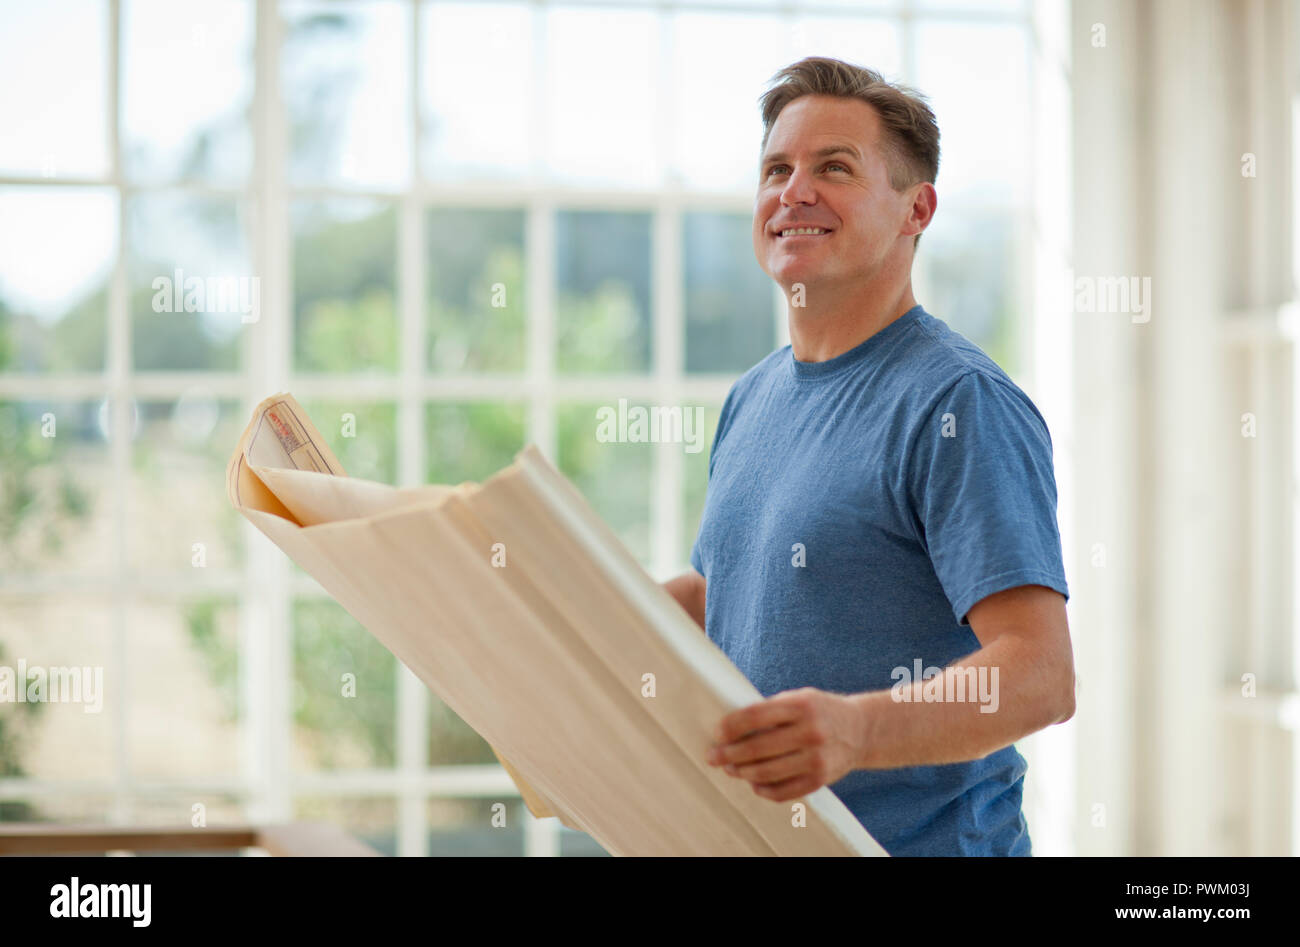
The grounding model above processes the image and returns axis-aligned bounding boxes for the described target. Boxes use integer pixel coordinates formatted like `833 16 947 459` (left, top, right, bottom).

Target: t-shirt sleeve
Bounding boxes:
907 371 1069 626
690 538 704 574
688 382 741 578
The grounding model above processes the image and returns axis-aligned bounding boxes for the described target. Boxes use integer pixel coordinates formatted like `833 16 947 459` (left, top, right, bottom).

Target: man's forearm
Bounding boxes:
849 636 1074 770
662 571 706 630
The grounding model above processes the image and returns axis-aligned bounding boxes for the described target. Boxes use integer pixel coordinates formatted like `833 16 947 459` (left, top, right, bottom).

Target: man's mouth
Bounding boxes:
774 227 833 238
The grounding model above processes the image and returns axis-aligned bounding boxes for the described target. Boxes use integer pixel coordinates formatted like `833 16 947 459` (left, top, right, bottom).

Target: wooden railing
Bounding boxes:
0 822 381 856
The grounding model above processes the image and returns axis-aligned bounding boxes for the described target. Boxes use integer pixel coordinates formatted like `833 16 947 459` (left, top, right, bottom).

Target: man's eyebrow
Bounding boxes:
761 144 863 167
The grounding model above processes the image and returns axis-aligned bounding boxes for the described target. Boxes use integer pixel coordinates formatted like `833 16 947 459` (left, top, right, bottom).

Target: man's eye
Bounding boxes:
766 163 847 177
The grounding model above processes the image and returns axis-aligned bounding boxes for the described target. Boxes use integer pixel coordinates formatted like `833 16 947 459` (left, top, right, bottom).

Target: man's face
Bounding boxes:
753 95 915 291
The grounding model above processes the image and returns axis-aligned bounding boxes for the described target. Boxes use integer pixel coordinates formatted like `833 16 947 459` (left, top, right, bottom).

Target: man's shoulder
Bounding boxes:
723 311 1007 397
718 311 1039 423
896 311 1013 389
718 344 790 407
741 343 792 384
891 311 1043 425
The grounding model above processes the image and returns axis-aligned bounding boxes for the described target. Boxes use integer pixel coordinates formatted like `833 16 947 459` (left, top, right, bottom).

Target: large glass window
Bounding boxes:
0 0 1038 856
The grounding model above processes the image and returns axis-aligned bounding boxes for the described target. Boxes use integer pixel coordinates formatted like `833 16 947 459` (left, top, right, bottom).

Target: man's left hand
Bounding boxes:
706 687 866 802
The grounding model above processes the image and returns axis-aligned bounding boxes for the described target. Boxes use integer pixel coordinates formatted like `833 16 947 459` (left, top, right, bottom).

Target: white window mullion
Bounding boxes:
241 0 292 827
107 0 131 826
519 199 560 857
395 0 429 858
1021 0 1074 858
526 200 557 463
652 199 683 580
651 10 684 580
518 4 560 855
527 3 557 465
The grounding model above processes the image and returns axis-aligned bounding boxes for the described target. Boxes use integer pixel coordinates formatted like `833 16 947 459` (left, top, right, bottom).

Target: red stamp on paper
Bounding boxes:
267 408 303 453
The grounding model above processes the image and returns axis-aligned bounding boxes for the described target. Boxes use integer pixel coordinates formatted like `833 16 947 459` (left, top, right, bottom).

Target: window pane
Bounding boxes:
0 2 108 178
678 0 901 7
422 3 532 181
128 597 242 782
556 402 652 565
675 0 784 7
428 694 496 766
292 599 397 772
0 597 115 782
127 795 245 833
282 1 410 189
0 188 116 373
560 825 609 856
556 211 652 374
916 0 1024 11
122 0 254 184
684 212 775 373
425 403 526 485
546 7 659 187
2 795 115 825
293 796 397 855
915 23 1029 204
670 13 787 191
682 404 722 566
130 398 245 572
917 203 1020 371
292 200 398 373
297 400 396 484
129 193 251 371
0 400 112 574
427 208 526 374
427 797 525 856
669 13 901 190
787 16 903 80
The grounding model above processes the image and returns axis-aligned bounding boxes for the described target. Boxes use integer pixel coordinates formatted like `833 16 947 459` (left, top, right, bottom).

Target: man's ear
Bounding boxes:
906 181 938 240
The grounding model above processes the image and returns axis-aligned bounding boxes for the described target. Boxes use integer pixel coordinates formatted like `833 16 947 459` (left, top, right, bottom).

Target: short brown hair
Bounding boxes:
758 57 939 247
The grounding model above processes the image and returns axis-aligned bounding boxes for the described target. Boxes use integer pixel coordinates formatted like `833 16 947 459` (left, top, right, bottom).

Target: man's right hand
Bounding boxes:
662 569 707 631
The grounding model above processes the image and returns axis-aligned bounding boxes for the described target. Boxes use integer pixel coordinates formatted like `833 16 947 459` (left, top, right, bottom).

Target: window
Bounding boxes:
0 0 1044 855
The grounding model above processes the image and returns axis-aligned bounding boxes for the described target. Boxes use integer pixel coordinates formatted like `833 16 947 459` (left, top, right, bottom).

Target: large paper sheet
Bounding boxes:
227 393 887 856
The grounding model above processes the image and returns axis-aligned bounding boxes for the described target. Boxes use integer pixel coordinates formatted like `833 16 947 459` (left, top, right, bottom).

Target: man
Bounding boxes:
661 57 1074 856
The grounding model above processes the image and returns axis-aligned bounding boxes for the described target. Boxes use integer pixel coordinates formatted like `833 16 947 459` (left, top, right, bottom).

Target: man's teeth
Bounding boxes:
780 228 828 236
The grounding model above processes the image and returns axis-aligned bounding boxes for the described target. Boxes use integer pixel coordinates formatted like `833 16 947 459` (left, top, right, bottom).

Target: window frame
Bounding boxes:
0 0 1049 857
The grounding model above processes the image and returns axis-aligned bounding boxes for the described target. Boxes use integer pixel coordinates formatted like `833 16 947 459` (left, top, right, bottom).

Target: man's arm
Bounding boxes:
662 569 707 631
853 584 1075 767
706 585 1075 802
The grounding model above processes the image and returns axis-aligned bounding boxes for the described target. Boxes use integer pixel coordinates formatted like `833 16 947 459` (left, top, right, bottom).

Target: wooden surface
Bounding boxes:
229 394 888 857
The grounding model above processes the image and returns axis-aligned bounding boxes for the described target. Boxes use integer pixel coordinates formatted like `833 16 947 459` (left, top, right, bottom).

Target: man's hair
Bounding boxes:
758 57 940 248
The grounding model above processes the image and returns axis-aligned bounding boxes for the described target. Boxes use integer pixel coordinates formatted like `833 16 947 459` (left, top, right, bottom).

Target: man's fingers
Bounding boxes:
712 721 814 766
752 773 821 803
731 748 812 786
712 692 809 745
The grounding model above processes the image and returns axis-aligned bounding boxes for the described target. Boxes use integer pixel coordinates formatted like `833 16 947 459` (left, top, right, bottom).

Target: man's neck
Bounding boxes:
786 278 919 364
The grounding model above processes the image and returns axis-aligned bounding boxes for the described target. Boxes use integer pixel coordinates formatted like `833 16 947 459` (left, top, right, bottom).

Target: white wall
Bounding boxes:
1070 0 1297 856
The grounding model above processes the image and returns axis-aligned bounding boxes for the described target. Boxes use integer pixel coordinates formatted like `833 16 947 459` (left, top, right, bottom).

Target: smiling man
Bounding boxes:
661 57 1075 856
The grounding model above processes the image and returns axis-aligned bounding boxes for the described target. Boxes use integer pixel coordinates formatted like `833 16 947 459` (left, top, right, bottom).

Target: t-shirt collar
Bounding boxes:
787 304 926 381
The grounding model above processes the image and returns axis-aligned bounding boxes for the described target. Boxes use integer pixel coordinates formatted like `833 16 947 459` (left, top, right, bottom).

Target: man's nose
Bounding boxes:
780 166 819 206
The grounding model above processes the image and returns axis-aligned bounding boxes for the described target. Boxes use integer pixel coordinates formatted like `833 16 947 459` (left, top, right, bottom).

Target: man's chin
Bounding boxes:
771 263 823 290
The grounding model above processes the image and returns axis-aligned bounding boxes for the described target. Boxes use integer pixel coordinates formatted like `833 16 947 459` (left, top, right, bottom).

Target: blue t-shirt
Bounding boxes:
689 304 1069 857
